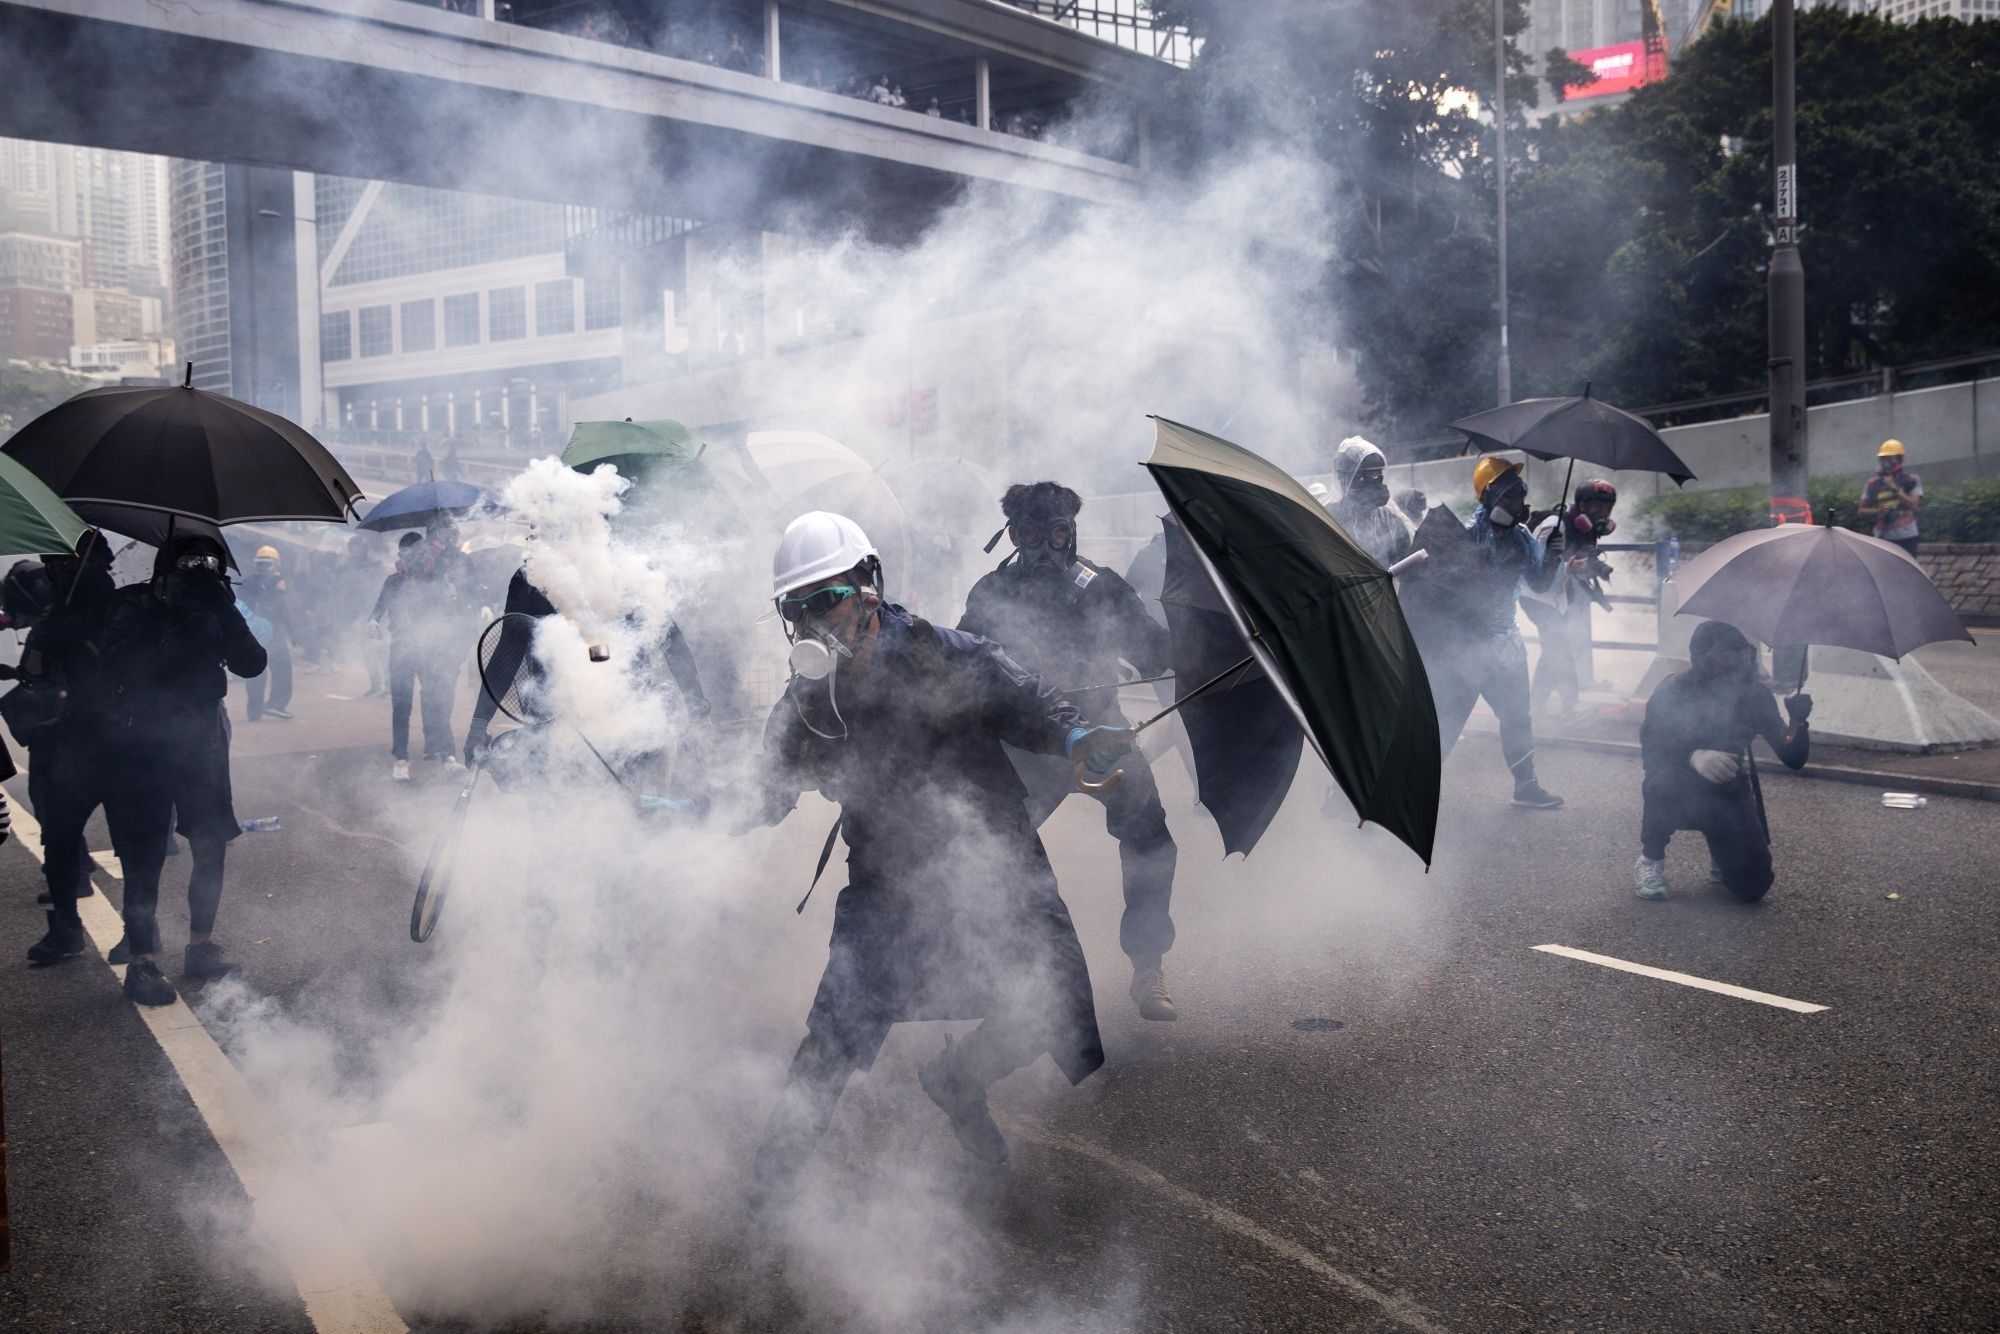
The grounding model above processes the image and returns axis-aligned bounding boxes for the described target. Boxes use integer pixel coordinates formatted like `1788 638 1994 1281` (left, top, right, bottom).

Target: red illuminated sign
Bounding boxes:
1565 41 1656 101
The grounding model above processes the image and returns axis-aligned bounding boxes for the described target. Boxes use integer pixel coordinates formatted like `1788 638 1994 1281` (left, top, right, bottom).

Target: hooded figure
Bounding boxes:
957 482 1180 1020
734 512 1128 1205
1634 620 1811 903
28 533 265 1004
1324 437 1414 569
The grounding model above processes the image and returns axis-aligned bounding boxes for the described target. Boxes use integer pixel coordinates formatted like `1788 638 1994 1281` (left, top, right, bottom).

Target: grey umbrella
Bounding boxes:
1452 390 1696 497
1674 524 1971 658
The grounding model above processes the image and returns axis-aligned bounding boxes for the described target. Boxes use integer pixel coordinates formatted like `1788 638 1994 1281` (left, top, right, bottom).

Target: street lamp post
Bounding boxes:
1494 0 1513 407
1767 0 1807 511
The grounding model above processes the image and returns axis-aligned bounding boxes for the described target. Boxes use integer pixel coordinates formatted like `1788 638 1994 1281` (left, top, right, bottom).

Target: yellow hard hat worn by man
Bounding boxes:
1859 439 1923 555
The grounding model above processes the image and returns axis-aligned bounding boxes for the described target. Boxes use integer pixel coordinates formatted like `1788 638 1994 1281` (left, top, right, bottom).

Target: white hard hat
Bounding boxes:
772 511 877 600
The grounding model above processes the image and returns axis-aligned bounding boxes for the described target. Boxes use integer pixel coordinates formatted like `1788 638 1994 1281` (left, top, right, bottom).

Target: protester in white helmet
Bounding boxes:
1323 437 1414 569
724 512 1131 1205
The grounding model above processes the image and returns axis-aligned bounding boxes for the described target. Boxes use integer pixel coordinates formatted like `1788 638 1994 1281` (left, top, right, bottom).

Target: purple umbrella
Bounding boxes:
1674 524 1971 659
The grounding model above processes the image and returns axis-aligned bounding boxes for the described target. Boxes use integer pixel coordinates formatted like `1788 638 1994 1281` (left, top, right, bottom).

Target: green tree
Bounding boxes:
0 363 98 442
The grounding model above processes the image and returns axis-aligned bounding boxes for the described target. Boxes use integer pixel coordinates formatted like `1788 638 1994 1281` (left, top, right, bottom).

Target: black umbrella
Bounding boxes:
1452 390 1696 494
1142 417 1440 865
68 500 239 566
1 367 362 524
1674 524 1972 659
1157 517 1302 856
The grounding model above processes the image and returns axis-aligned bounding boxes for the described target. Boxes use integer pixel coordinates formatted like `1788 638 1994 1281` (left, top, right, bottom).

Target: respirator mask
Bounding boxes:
778 579 869 738
1485 481 1526 527
1011 518 1077 578
1348 470 1390 508
1569 509 1617 540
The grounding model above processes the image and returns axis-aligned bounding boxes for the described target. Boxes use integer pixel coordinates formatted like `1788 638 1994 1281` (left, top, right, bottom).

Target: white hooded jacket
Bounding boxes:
1324 436 1414 568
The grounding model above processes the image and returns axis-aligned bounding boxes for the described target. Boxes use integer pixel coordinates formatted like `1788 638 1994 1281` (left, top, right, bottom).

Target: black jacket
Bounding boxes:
97 580 266 738
1642 671 1809 778
957 557 1171 725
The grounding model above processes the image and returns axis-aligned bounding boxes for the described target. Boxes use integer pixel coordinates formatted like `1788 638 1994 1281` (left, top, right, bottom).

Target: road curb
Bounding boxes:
1465 724 2000 804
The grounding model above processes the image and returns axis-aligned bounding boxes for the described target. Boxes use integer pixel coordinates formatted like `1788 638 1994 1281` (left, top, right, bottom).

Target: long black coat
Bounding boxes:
744 606 1105 1084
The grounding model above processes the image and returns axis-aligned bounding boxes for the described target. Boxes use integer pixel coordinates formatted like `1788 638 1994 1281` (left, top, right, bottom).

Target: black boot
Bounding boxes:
917 1037 1009 1165
26 911 86 965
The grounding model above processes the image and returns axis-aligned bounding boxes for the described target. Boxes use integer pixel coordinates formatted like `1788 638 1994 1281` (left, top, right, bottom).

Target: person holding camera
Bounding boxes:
1524 479 1618 720
1634 620 1811 903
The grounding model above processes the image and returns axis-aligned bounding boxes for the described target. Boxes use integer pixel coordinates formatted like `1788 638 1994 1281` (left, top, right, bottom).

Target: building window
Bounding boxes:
401 299 435 353
357 305 393 358
321 310 351 361
583 274 621 330
489 286 527 341
443 293 480 347
535 279 575 336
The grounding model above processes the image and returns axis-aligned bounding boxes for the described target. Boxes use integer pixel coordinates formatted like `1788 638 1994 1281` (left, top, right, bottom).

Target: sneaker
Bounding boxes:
391 759 411 782
183 940 236 980
440 754 464 772
1512 781 1565 810
107 934 131 964
1634 855 1669 901
122 958 177 1007
264 708 294 720
917 1038 1009 1164
1129 965 1179 1022
26 911 86 965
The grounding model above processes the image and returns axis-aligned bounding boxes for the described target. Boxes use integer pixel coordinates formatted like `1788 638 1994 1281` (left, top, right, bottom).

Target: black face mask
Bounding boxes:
1010 518 1077 579
1691 643 1755 684
1348 473 1390 508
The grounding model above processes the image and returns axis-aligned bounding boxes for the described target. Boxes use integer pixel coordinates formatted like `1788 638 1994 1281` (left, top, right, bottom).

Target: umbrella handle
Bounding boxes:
1075 760 1124 794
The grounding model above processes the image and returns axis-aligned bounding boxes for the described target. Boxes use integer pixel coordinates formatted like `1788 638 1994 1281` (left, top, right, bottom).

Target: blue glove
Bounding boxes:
1065 725 1133 775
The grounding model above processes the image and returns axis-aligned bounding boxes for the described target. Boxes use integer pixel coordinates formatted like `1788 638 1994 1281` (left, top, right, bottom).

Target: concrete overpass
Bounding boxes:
0 0 1166 236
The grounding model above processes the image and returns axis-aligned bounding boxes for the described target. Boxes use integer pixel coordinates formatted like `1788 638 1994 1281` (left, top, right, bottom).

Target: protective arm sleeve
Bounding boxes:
977 642 1088 756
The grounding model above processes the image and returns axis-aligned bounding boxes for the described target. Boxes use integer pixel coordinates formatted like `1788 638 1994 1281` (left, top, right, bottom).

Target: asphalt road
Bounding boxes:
0 664 1995 1332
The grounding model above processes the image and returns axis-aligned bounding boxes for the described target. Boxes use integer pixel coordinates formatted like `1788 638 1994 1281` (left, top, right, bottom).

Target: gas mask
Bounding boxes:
1347 471 1390 509
1484 481 1527 528
778 579 875 739
1570 507 1617 540
1689 625 1757 685
1010 518 1077 579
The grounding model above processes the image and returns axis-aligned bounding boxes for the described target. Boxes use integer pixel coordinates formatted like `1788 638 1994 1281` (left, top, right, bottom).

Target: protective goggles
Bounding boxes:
778 583 858 623
1012 520 1075 548
174 553 224 575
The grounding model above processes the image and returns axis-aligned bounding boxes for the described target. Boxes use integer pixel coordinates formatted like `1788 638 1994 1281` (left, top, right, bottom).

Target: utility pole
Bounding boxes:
1494 0 1512 406
1767 0 1807 511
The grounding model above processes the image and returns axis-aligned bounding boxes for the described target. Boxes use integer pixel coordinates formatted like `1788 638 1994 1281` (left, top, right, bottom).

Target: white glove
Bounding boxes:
1690 749 1740 785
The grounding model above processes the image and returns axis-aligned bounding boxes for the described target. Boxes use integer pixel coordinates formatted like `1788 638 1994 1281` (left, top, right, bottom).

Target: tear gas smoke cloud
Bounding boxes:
133 7 1469 1329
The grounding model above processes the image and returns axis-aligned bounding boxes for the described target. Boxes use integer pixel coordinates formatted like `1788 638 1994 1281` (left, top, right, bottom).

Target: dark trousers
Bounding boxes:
1891 536 1920 557
390 646 458 760
1432 630 1540 785
27 740 91 902
38 737 174 953
1016 745 1177 967
246 640 293 718
1641 769 1772 903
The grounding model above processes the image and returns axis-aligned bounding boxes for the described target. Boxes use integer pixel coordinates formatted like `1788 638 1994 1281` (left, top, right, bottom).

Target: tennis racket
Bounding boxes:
409 754 479 943
475 612 635 793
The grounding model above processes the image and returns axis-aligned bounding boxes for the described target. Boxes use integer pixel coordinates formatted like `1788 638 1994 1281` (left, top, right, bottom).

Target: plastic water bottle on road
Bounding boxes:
240 816 283 832
1880 793 1927 809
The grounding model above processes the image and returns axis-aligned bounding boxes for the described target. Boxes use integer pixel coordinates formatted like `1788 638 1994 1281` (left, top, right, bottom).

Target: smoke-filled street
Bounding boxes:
3 688 1993 1332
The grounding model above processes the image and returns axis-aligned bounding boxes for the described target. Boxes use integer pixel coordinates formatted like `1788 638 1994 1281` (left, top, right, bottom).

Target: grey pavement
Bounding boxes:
0 688 1995 1331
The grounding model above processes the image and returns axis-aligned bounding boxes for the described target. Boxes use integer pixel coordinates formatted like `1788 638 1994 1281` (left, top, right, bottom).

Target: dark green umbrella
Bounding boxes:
1143 417 1440 864
560 418 701 475
0 451 88 556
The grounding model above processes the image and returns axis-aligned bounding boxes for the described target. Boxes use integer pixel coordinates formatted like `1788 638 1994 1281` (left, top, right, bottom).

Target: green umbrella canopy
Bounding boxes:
560 418 702 475
0 448 88 556
1145 416 1440 864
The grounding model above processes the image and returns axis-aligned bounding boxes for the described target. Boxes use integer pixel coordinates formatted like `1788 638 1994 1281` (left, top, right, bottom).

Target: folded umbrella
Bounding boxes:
1674 523 1972 659
0 450 87 557
1143 417 1440 864
2 366 361 524
358 480 497 532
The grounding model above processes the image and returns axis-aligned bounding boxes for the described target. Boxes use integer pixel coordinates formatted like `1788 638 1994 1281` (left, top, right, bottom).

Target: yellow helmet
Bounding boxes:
1877 439 1906 458
1472 456 1522 496
255 545 280 563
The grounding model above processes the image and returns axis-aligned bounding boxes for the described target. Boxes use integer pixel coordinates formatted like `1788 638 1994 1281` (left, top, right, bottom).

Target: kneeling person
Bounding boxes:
1635 621 1810 903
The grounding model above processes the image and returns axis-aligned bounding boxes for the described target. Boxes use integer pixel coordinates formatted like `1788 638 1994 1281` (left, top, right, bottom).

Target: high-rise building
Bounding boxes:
0 141 169 299
0 231 84 291
169 160 233 393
